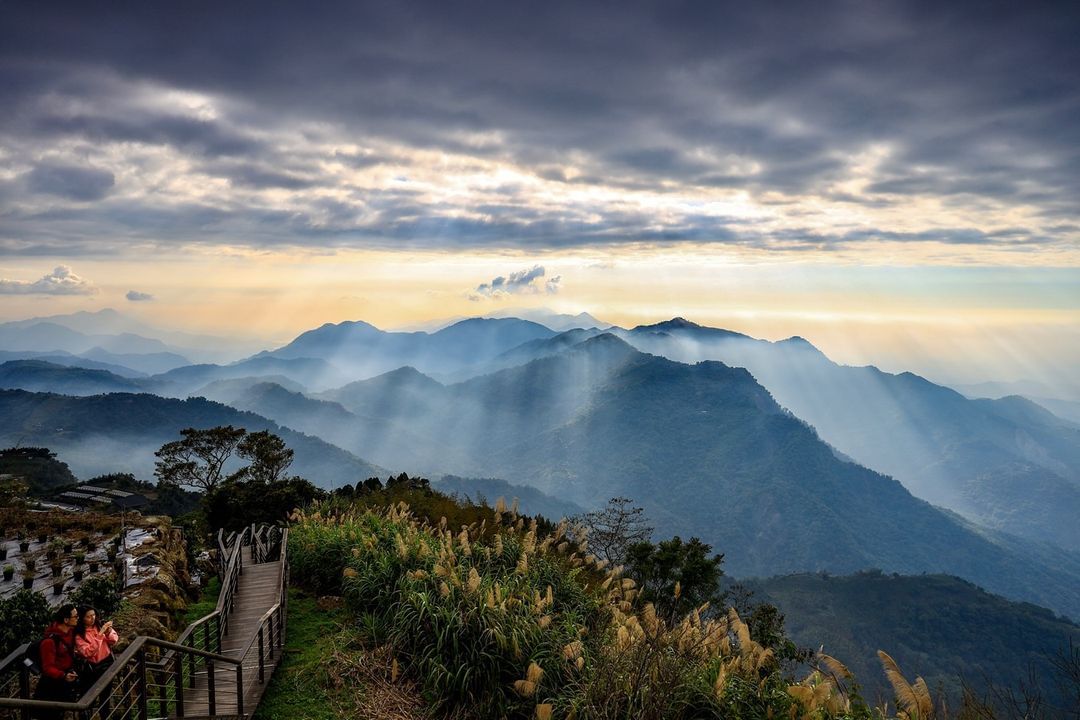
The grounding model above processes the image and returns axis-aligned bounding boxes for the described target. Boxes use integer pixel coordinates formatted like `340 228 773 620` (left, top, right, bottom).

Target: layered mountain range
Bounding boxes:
1 309 1078 621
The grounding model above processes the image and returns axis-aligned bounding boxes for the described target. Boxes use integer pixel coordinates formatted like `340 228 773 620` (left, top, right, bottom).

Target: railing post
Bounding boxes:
236 663 245 716
216 613 223 648
137 647 149 720
207 658 216 716
174 651 185 718
258 626 265 684
268 609 275 654
18 664 30 720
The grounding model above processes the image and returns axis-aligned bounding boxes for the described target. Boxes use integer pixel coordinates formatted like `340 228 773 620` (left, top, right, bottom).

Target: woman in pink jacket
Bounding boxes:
73 606 119 693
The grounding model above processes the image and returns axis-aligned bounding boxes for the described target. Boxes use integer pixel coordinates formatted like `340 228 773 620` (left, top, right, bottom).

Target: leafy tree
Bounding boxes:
155 426 247 492
386 472 429 491
574 496 654 566
203 477 321 531
0 473 28 508
68 574 123 617
359 476 384 494
0 447 77 495
235 430 294 483
625 536 724 623
0 590 51 657
155 426 298 493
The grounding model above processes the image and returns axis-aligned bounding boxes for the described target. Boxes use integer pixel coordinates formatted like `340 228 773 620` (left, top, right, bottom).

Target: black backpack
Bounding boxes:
22 634 63 675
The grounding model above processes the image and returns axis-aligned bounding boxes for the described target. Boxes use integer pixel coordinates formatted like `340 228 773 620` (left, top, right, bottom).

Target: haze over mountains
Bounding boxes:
1 307 1079 621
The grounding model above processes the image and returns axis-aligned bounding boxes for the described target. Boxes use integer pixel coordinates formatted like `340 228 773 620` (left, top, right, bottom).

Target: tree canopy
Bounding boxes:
154 426 295 492
625 535 725 624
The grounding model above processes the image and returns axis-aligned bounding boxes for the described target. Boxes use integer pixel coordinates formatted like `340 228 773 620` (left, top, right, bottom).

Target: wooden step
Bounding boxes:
173 554 285 719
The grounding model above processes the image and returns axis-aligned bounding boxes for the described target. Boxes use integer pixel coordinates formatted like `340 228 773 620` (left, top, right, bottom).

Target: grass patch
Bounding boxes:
254 589 354 720
182 575 221 625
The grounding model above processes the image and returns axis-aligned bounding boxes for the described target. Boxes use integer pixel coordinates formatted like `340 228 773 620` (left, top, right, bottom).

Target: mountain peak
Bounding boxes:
364 365 444 389
437 316 551 334
578 332 631 347
629 317 751 340
570 332 639 357
776 336 826 356
634 317 701 331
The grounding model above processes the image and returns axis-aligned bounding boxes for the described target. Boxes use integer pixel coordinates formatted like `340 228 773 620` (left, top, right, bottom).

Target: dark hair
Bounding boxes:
75 605 97 638
52 604 77 624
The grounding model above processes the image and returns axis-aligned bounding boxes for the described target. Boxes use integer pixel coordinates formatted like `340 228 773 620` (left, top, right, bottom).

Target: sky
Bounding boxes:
0 1 1077 389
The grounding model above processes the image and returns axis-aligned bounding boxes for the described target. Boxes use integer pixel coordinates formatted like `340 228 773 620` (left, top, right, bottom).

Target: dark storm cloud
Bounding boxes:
0 0 1077 252
25 163 115 201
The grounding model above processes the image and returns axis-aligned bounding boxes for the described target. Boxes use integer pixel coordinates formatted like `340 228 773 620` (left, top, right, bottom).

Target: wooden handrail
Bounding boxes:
0 522 288 718
173 525 246 650
0 636 240 712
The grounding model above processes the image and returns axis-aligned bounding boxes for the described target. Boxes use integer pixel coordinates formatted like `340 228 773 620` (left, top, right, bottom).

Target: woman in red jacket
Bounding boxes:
32 604 79 720
73 606 119 692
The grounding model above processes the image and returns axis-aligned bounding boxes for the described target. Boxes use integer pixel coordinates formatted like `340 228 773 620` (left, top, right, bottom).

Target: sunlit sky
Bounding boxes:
1 2 1078 390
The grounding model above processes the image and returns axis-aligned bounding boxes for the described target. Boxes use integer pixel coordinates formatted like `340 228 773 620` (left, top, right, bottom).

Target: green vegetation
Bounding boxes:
288 492 879 720
84 472 202 517
204 476 320 531
0 446 76 495
0 590 51 657
253 590 355 720
182 576 222 625
155 426 296 492
67 573 123 616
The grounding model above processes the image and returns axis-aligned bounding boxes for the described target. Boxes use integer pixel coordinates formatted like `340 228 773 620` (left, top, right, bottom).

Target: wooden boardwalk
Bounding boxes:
179 555 285 718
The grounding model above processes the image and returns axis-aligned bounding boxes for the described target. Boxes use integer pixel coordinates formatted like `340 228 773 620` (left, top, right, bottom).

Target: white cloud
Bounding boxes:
471 265 559 300
126 290 154 301
0 266 97 295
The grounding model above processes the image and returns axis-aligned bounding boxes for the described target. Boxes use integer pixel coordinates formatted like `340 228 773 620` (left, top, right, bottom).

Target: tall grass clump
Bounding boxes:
291 501 607 716
289 496 888 720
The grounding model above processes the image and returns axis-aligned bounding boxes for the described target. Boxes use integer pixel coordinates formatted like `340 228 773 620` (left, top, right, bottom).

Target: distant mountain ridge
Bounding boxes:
5 310 1079 621
0 360 150 395
262 317 557 380
232 333 1080 619
0 351 148 378
748 571 1079 708
602 322 1080 553
154 356 350 394
0 308 261 363
0 389 385 488
8 311 1079 553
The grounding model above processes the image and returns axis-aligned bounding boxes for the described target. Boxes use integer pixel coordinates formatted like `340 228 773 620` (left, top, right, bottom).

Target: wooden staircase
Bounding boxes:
179 556 285 717
0 524 289 720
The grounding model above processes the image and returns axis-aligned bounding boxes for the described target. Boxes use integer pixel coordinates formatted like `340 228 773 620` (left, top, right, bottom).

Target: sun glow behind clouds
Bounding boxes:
1 248 1075 393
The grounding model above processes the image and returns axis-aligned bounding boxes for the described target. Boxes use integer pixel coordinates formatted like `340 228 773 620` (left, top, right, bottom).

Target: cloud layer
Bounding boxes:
0 1 1077 258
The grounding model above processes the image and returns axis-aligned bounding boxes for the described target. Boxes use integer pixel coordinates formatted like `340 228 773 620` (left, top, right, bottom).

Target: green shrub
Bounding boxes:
68 574 123 616
0 589 51 656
